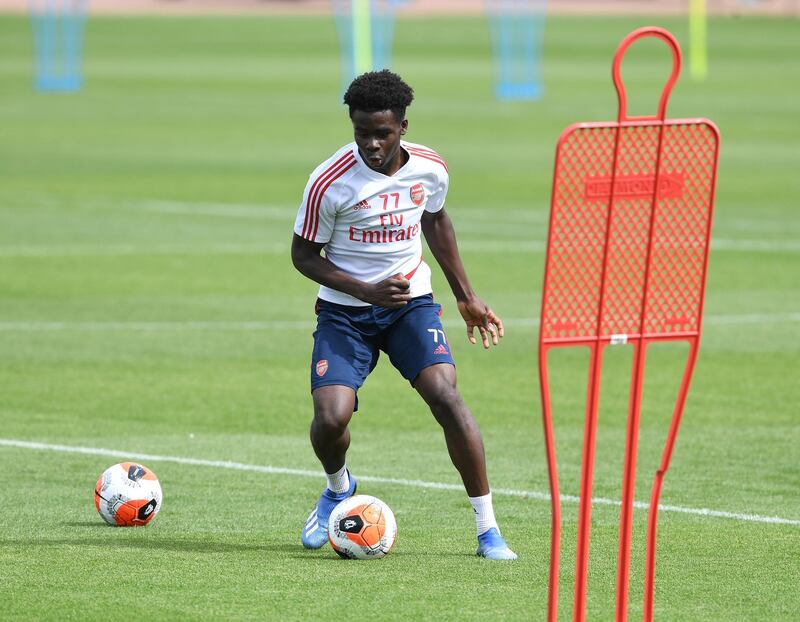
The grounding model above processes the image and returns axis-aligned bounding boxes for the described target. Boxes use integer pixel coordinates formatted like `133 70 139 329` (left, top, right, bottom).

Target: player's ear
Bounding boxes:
400 118 408 135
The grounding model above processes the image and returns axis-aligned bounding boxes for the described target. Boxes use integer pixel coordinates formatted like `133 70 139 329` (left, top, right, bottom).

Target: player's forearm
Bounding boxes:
292 251 371 301
422 211 476 302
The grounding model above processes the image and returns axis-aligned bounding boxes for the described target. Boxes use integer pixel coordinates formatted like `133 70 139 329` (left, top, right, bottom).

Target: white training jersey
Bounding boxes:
294 140 449 306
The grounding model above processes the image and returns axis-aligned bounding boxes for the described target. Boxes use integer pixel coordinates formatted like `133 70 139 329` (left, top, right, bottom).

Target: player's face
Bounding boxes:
351 109 408 176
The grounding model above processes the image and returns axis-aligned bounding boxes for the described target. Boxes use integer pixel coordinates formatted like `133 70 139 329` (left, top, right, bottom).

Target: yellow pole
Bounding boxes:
689 0 708 81
353 0 372 76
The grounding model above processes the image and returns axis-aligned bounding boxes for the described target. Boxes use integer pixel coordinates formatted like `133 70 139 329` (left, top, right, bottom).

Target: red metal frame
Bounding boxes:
539 27 720 622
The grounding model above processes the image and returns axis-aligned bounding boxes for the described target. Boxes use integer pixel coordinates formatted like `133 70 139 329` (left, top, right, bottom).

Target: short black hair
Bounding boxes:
343 70 414 121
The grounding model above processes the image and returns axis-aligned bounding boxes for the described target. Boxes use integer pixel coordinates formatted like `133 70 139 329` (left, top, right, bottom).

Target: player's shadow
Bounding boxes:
288 550 475 562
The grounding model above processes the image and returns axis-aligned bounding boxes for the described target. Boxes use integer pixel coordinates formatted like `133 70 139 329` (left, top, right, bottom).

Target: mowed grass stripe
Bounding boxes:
1 239 799 256
2 438 798 527
0 312 799 332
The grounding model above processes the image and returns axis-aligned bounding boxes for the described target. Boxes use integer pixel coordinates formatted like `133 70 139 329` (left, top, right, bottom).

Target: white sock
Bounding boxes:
325 465 350 494
469 492 499 537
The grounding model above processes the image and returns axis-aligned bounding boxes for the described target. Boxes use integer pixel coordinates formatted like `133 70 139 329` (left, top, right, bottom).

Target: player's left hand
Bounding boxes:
457 296 504 349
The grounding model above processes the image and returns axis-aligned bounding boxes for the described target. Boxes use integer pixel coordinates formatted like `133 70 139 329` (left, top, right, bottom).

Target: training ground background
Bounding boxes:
0 6 798 622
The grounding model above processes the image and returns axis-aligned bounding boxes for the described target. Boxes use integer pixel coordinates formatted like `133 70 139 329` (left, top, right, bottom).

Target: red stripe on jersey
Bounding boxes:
404 257 424 280
407 145 442 157
406 147 448 172
307 156 355 240
407 150 447 168
302 152 354 239
302 153 356 240
302 153 354 238
309 157 357 241
408 152 448 172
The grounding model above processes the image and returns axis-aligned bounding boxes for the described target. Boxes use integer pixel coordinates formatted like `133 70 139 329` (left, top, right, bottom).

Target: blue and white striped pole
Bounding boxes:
487 0 546 101
29 0 87 92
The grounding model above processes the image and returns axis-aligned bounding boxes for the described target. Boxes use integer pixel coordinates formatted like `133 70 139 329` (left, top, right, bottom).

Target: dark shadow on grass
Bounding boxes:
288 550 476 561
288 554 347 562
0 537 300 554
411 551 477 559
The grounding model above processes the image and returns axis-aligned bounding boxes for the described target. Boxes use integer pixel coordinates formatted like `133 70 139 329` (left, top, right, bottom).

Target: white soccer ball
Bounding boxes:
328 494 397 559
94 462 163 526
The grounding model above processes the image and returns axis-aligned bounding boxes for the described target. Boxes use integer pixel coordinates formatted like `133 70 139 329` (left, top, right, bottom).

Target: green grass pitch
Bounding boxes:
0 13 798 621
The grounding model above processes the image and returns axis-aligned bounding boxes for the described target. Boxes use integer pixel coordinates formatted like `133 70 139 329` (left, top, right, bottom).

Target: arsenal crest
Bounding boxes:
410 183 425 206
316 359 328 377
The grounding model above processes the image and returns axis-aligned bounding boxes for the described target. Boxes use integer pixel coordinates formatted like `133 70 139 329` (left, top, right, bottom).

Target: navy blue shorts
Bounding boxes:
310 294 455 404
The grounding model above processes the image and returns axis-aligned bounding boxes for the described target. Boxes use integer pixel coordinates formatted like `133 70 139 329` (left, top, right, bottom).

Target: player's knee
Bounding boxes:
426 384 467 425
312 404 350 437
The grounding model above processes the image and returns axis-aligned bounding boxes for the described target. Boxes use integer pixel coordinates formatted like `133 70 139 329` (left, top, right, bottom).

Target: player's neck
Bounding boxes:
386 147 409 176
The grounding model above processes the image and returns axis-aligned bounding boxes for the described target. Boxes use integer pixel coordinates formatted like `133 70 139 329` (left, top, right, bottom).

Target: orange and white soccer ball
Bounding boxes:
94 462 162 526
328 494 397 559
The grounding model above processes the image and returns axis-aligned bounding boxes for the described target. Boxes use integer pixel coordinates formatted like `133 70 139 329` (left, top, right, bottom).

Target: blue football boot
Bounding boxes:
301 473 357 549
476 527 518 560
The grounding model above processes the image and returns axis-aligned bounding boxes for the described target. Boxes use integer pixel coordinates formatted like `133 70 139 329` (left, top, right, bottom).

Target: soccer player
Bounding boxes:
291 70 516 560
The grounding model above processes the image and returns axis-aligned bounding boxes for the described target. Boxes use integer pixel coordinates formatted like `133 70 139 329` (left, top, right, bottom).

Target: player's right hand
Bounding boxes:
366 273 411 308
